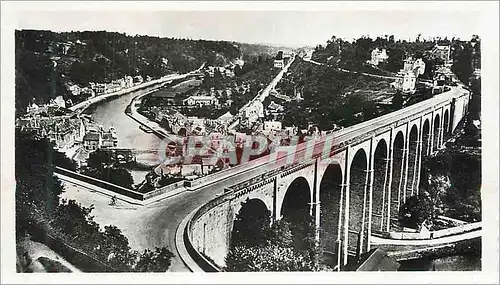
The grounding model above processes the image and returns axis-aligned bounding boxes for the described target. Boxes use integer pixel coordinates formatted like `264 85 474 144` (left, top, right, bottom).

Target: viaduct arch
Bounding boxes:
185 86 471 269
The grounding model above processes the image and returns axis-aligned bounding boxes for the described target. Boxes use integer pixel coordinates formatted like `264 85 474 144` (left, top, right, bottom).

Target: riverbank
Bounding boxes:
69 61 206 114
69 74 187 112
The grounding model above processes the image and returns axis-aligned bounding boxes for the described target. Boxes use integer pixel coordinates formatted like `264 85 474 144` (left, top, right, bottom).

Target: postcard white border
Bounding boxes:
1 1 498 284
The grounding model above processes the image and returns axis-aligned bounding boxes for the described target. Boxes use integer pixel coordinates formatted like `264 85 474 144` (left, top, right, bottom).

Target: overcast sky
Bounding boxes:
14 2 484 48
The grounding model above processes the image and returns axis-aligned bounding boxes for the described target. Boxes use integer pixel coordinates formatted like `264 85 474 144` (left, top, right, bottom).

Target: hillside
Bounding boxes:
312 35 436 76
311 34 481 84
274 58 395 130
15 30 262 113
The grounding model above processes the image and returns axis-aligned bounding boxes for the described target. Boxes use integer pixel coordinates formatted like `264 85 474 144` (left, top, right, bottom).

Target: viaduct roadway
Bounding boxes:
63 84 469 272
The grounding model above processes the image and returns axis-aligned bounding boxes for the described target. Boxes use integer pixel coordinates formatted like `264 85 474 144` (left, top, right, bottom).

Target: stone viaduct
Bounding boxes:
184 86 471 270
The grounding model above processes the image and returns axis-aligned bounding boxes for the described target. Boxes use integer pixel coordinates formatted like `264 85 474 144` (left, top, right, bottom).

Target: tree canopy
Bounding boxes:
15 137 174 272
225 198 318 272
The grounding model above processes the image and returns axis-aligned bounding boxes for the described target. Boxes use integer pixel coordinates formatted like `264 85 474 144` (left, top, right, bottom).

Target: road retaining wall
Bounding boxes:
55 167 185 202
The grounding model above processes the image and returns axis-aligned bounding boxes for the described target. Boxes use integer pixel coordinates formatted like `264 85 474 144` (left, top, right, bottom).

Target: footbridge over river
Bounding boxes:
181 85 471 271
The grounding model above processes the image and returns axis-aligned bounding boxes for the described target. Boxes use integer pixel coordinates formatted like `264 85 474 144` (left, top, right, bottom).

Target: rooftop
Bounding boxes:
83 132 100 141
183 95 217 101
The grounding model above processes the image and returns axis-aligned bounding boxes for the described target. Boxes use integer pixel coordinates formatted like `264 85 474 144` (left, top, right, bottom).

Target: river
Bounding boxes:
83 86 165 183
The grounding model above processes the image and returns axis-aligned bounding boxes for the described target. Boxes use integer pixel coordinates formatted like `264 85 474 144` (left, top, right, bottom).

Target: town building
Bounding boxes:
433 66 454 88
26 103 40 114
283 51 293 65
52 96 66 108
124 76 134 88
274 51 284 68
217 111 234 125
183 95 219 106
68 84 81 96
101 132 117 148
244 100 264 123
188 117 206 135
112 78 126 89
430 44 452 63
91 83 106 94
367 48 389 66
206 66 215 77
81 121 117 150
83 132 101 151
391 72 416 94
391 57 426 94
473 68 481 79
16 117 85 149
59 42 72 55
80 87 95 98
224 68 235 77
264 120 282 132
105 82 122 93
24 100 70 117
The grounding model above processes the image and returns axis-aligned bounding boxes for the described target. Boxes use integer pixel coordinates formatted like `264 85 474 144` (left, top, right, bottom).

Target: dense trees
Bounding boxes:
15 48 70 115
225 199 318 271
225 244 314 272
313 34 435 73
313 34 481 86
230 199 272 247
278 35 481 132
81 150 134 189
398 194 435 229
16 138 68 237
134 247 174 272
408 49 481 226
15 30 242 113
278 59 389 130
419 151 481 223
451 36 480 86
15 137 174 272
417 123 481 223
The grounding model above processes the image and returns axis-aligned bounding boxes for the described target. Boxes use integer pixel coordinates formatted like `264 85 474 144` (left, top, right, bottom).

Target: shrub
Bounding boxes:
225 245 314 272
398 194 435 229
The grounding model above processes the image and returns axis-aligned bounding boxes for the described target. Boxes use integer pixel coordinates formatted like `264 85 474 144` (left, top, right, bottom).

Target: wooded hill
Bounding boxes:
15 30 291 114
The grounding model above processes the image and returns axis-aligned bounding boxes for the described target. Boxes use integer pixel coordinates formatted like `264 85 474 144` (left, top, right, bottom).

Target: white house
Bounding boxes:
391 72 416 93
183 95 219 106
274 51 285 68
391 57 425 94
68 84 81 96
124 76 134 88
264 121 282 132
244 100 264 123
274 59 284 68
83 132 101 151
53 96 66 108
368 48 389 66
